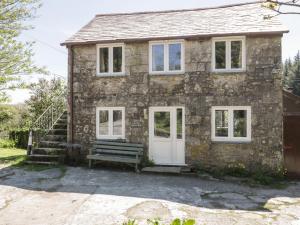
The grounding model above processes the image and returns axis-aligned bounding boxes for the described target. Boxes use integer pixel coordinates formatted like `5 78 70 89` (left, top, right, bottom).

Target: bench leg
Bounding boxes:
89 159 92 168
135 163 140 173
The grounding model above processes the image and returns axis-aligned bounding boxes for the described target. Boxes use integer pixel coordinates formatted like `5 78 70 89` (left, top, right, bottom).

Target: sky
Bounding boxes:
8 0 300 104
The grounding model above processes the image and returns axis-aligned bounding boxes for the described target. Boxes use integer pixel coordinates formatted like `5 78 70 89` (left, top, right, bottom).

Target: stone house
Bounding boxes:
61 2 288 173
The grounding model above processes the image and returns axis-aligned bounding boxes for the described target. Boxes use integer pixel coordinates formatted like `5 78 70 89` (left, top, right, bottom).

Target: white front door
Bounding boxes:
149 107 185 165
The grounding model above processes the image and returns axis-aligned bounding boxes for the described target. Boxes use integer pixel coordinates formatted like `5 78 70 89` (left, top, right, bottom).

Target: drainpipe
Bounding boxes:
68 46 74 144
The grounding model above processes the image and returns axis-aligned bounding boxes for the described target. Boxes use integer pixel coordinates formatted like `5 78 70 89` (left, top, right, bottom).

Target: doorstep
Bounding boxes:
141 166 192 174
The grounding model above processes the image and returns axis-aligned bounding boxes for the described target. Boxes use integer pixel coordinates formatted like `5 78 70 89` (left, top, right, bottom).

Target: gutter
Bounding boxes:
60 31 289 46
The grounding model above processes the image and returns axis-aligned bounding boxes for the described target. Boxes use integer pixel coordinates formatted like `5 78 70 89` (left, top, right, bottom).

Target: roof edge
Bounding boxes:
95 1 262 17
61 30 288 46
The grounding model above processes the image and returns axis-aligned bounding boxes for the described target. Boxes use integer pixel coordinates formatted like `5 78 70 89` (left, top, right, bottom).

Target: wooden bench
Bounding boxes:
87 139 144 172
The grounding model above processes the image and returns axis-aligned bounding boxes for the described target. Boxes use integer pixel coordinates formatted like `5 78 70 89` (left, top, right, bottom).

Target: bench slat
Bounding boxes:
93 149 143 155
95 140 143 148
97 139 126 143
93 144 142 152
87 154 140 164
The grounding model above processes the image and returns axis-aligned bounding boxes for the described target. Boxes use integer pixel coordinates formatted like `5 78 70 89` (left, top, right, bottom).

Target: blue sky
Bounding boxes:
9 0 300 104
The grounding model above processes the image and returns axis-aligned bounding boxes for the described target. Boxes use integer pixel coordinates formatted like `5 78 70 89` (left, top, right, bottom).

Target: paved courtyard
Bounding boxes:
0 165 300 225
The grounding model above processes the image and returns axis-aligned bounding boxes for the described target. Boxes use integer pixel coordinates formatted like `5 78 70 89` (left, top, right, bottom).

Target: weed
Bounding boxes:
123 220 138 225
123 218 196 225
196 163 288 189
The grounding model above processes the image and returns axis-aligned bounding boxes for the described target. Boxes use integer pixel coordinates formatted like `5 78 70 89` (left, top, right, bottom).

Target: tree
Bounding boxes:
0 0 45 103
26 78 66 122
283 58 293 88
263 0 300 17
291 51 300 95
283 51 300 96
0 104 30 131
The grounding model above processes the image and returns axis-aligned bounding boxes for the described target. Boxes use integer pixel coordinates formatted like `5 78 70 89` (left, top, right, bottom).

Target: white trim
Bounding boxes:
149 106 185 165
96 43 125 76
96 107 125 139
211 106 251 142
211 36 246 73
149 40 185 75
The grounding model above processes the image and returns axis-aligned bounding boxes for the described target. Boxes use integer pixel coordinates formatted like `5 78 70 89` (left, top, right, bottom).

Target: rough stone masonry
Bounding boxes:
69 35 283 173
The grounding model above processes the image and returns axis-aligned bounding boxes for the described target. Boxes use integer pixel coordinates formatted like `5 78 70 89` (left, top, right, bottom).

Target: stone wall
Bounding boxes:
69 35 283 172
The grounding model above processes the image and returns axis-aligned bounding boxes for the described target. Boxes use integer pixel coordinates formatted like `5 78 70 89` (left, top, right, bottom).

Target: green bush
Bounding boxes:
123 219 196 225
8 129 29 149
0 139 16 148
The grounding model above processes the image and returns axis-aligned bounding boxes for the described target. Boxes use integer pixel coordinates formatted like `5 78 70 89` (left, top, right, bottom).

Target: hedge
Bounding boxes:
8 129 29 149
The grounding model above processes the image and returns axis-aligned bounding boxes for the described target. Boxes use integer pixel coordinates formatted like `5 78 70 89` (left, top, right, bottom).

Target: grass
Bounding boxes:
0 147 27 166
0 147 65 172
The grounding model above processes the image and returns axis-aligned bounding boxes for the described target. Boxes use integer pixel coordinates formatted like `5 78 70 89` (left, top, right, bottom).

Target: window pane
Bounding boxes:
169 43 181 71
177 108 183 139
99 110 109 135
231 41 242 69
215 110 228 137
234 110 247 137
154 112 170 138
215 41 226 69
113 47 122 72
152 45 164 71
113 110 122 135
99 48 109 73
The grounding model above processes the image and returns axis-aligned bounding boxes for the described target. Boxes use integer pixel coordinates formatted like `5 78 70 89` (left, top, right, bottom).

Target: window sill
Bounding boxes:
149 71 185 76
211 69 246 74
96 73 126 77
211 139 251 144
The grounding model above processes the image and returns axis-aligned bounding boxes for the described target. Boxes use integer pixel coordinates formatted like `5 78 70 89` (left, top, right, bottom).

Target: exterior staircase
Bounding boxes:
26 91 67 165
26 112 67 165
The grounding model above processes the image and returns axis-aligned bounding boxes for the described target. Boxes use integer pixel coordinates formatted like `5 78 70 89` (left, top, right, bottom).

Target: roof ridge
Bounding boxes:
95 1 262 17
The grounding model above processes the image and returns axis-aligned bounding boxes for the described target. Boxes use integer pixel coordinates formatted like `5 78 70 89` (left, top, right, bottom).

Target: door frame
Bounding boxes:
148 106 186 166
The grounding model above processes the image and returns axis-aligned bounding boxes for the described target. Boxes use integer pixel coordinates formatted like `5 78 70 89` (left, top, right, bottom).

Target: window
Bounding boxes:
96 107 125 139
149 40 184 74
211 106 251 142
212 37 246 72
96 44 125 76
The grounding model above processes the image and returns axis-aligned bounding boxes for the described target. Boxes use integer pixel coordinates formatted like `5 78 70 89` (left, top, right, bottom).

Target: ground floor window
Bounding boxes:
96 107 125 139
211 106 251 142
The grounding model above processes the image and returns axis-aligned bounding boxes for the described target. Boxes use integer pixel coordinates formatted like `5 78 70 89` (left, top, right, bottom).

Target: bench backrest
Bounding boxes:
92 140 144 156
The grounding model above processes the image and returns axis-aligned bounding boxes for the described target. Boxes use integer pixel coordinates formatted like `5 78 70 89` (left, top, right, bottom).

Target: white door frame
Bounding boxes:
149 106 185 166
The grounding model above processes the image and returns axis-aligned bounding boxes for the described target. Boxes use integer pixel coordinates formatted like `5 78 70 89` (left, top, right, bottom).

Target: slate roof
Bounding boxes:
61 2 288 46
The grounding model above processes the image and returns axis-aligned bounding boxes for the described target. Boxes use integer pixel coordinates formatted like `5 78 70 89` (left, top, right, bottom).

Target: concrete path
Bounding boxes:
0 166 300 225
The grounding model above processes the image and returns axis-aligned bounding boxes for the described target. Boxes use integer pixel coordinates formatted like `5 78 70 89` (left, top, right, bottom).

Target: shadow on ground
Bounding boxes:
0 164 300 213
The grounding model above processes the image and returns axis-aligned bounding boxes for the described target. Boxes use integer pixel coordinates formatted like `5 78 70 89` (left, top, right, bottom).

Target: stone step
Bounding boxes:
43 135 67 142
39 141 67 148
25 161 59 166
27 154 64 162
142 166 193 174
48 129 67 135
56 118 67 124
33 147 66 155
53 123 67 129
142 166 182 174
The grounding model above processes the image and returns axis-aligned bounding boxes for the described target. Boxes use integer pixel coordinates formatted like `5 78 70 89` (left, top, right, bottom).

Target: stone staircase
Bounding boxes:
26 112 67 165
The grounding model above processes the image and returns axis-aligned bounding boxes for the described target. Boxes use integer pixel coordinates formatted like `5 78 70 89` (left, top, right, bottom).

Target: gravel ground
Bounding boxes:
0 165 300 225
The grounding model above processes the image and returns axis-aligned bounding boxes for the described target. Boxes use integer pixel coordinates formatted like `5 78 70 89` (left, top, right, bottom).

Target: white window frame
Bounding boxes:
149 40 185 75
211 106 251 142
96 107 125 139
96 43 125 76
212 36 246 72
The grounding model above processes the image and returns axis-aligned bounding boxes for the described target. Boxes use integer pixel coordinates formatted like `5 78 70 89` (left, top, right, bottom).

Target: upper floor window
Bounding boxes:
211 106 251 142
212 37 246 72
149 40 184 74
96 43 125 76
